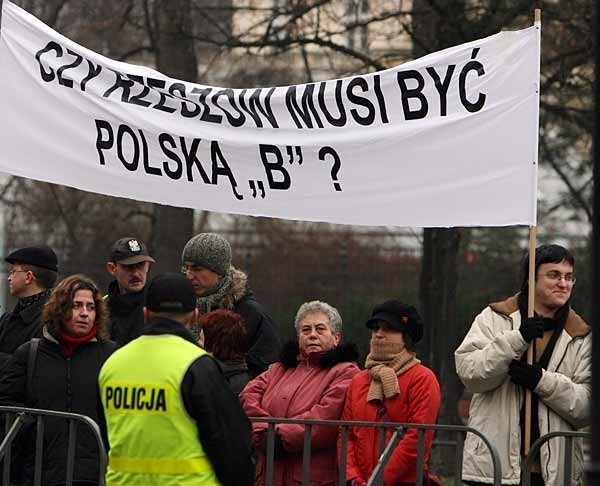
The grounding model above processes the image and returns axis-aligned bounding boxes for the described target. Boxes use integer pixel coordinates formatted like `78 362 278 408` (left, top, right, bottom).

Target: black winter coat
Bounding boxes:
0 292 49 370
233 290 280 378
197 267 280 378
220 358 251 395
132 318 254 486
105 280 145 346
0 332 117 485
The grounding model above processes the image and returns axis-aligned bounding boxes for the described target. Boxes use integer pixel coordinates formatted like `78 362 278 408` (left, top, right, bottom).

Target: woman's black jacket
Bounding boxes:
0 331 116 485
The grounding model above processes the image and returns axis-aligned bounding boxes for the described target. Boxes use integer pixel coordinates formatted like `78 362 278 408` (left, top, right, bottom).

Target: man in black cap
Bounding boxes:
0 245 58 369
105 237 155 346
99 273 253 486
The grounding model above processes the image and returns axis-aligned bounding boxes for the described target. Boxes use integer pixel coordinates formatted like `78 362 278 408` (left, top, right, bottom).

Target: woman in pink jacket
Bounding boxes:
241 300 360 486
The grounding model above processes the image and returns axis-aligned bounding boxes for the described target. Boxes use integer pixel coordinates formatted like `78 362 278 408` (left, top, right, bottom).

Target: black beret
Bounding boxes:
145 273 196 313
5 245 58 272
366 300 424 343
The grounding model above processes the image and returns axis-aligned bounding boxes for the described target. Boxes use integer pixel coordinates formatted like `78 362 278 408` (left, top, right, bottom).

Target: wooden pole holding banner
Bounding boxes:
524 226 537 454
523 7 541 456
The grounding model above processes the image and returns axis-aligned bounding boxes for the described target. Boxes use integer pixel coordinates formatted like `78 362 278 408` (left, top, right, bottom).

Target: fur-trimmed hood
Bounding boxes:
218 266 248 310
490 293 590 339
279 340 359 369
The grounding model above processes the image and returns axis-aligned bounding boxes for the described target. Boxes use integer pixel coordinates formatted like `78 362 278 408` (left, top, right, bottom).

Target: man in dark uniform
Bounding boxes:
0 244 58 369
99 273 253 485
105 237 155 346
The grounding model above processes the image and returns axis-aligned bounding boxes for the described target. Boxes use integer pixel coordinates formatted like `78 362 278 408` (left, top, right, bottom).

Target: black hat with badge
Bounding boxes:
109 237 155 265
5 245 58 272
145 273 197 313
366 300 424 343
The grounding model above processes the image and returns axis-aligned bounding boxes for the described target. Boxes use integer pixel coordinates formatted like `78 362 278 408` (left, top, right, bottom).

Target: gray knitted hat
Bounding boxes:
181 233 232 276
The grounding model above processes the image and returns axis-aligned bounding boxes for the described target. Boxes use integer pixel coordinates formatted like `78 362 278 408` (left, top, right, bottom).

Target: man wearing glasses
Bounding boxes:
455 244 591 486
0 245 58 369
181 232 280 377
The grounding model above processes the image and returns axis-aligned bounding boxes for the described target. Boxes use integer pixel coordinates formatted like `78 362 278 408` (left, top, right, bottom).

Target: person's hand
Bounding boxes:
252 424 268 450
508 360 543 390
519 316 544 343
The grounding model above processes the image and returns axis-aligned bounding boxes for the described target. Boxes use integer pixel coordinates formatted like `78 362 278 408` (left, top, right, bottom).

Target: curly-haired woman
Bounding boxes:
0 274 117 486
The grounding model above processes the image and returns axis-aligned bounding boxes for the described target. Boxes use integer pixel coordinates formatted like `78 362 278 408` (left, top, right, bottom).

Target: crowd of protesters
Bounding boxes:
0 235 590 486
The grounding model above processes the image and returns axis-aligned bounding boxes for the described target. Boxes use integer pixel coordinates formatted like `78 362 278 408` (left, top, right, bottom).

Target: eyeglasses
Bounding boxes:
539 270 576 284
181 264 206 274
8 269 29 276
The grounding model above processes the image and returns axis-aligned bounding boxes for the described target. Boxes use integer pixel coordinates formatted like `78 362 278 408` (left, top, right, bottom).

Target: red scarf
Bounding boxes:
58 327 97 358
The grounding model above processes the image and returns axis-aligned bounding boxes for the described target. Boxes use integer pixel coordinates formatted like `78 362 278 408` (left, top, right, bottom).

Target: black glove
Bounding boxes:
519 316 544 343
508 359 543 390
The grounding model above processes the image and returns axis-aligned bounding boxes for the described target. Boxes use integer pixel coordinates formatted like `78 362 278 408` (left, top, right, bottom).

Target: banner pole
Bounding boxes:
524 225 537 455
524 7 541 456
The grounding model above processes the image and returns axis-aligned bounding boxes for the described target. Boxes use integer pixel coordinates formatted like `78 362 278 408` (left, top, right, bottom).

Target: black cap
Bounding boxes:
109 237 155 265
145 273 197 313
366 300 424 343
5 245 58 272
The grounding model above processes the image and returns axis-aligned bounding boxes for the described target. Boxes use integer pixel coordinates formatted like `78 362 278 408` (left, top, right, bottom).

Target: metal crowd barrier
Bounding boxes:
249 417 503 486
521 430 591 486
0 405 107 486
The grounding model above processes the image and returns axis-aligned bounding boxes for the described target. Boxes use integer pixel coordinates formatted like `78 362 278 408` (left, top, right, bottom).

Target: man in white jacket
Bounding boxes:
455 244 591 486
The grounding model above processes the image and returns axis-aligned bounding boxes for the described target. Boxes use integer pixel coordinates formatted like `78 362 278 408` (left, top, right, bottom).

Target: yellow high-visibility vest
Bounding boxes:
99 334 221 486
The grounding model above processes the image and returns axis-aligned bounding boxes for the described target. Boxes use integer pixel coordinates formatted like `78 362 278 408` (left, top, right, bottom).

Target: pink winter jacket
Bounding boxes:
241 342 360 486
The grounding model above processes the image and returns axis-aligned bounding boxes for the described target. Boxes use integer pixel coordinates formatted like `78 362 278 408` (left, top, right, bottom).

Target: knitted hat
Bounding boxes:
181 233 231 276
366 300 424 343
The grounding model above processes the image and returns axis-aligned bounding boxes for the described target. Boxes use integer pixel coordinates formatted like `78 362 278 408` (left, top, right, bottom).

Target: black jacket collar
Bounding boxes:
142 316 198 345
279 340 359 369
107 280 146 315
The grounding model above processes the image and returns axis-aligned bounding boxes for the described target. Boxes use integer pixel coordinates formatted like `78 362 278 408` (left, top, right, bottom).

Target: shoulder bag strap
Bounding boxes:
26 338 40 401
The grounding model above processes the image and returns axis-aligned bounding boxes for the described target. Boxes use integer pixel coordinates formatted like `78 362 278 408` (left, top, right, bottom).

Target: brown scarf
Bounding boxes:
365 340 420 402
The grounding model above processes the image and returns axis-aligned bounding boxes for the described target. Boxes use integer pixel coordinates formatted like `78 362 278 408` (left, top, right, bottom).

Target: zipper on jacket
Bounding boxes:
541 335 583 481
66 357 72 411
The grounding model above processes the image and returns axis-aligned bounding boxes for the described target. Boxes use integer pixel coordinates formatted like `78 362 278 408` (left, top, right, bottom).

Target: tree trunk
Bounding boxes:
150 0 197 274
412 0 466 474
418 227 462 418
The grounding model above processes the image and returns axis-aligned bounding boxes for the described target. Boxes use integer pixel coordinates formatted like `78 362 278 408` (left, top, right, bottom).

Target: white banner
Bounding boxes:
0 1 539 227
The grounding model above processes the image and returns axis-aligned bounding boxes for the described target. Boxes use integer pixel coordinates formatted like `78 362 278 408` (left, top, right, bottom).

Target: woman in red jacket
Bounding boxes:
340 300 441 486
241 300 360 486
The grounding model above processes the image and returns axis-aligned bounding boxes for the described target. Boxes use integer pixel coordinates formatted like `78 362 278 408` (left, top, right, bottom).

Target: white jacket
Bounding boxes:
455 295 591 485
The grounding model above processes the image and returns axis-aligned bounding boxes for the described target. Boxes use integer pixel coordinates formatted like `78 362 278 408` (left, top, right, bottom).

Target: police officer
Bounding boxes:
99 273 253 486
0 244 58 369
105 237 155 346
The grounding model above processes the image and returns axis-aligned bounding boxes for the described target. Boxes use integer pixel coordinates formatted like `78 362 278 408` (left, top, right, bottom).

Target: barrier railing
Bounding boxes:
521 430 591 486
0 405 107 486
249 417 503 486
0 406 506 486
